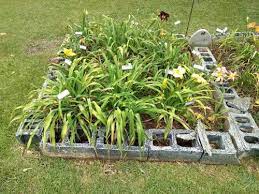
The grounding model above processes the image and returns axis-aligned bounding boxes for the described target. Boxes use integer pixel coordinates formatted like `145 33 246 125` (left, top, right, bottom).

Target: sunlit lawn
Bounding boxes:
0 0 259 193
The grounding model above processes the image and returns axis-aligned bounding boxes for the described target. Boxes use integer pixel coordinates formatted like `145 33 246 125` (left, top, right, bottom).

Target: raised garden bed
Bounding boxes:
14 13 259 164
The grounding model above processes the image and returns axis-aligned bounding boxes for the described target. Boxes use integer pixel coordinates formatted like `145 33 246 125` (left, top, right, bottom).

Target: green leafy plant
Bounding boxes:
14 13 216 149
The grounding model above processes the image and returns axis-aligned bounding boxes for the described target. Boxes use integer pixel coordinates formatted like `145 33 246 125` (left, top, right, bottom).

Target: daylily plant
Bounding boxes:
14 14 217 149
63 48 76 57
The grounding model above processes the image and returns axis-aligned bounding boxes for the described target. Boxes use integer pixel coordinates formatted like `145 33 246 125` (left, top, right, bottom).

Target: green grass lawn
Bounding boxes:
1 0 259 193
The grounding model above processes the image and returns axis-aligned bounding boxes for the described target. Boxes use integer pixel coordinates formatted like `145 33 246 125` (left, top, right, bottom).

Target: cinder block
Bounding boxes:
200 131 239 164
225 116 247 157
213 84 239 101
242 134 259 155
47 69 57 81
40 140 96 159
228 129 259 157
225 112 259 157
172 130 204 162
227 112 259 133
95 130 148 161
16 119 43 145
193 47 217 72
148 129 203 162
222 97 251 114
234 32 255 39
40 132 97 159
147 129 175 161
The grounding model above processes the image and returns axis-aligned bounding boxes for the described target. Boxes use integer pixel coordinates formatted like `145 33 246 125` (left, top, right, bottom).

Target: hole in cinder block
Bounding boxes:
203 57 213 62
176 133 196 147
235 117 250 124
224 88 234 94
244 136 259 144
153 133 172 147
206 64 214 70
207 135 225 149
200 53 210 57
218 83 229 87
128 135 144 147
198 48 208 52
224 95 235 100
239 125 254 133
69 128 90 143
226 101 238 109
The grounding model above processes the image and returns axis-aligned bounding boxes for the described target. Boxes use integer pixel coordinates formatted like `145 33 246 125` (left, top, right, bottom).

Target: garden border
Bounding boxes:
16 32 259 164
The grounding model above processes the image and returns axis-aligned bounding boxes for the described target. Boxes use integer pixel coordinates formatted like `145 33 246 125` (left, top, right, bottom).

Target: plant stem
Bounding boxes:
185 0 195 37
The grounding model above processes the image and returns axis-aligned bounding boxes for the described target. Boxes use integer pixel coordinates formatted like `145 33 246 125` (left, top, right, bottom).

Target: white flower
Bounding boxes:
172 66 186 79
212 67 228 82
174 20 181 25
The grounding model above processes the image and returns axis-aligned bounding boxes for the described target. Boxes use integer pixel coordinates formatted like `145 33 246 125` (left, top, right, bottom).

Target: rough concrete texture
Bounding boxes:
200 131 239 164
241 133 259 156
193 47 217 72
223 97 251 114
148 129 203 162
222 97 251 114
225 116 248 157
16 119 43 145
147 129 176 161
227 112 259 133
95 130 148 161
225 112 259 158
196 120 212 156
39 132 97 159
40 141 97 159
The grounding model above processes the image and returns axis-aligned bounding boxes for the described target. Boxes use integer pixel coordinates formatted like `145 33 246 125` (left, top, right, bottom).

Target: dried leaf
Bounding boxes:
247 22 256 29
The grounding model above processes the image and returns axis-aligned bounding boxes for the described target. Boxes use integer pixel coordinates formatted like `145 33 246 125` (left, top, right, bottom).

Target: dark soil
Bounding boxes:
26 37 63 55
176 136 195 147
153 134 171 147
209 142 221 149
104 136 117 145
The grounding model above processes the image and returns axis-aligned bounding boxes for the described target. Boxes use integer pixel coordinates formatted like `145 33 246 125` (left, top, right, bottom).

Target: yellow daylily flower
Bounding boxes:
191 73 207 84
195 113 204 120
172 66 186 79
162 78 168 89
228 71 237 81
208 116 216 122
64 48 76 57
247 22 256 29
255 26 259 33
160 29 166 36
